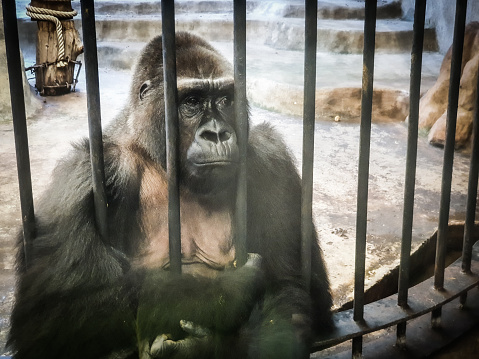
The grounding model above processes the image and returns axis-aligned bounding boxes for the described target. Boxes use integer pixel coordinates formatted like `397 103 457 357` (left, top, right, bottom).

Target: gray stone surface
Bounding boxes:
401 0 479 54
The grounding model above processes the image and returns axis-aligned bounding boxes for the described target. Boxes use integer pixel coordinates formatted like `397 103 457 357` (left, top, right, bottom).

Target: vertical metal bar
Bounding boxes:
301 0 318 291
461 60 479 274
398 0 427 307
80 0 108 240
396 0 427 345
161 0 181 275
234 0 248 267
434 0 467 290
2 0 35 268
353 0 377 356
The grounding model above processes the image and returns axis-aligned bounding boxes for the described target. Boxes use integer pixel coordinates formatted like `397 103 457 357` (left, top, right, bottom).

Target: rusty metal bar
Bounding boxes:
434 0 468 292
80 0 109 240
313 240 479 352
233 0 248 267
314 288 479 358
396 0 427 345
353 0 377 356
461 63 479 274
301 0 318 292
2 0 35 268
161 0 182 275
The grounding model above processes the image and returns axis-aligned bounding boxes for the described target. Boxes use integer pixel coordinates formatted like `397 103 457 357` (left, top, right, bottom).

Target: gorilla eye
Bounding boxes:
184 96 201 107
216 96 233 109
181 95 203 117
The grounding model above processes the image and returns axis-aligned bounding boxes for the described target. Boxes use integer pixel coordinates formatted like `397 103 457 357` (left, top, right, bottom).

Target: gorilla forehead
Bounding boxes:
176 44 233 79
177 77 234 94
134 32 233 87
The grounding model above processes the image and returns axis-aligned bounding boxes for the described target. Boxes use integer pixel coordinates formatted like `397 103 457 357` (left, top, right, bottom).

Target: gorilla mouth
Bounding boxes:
194 160 235 166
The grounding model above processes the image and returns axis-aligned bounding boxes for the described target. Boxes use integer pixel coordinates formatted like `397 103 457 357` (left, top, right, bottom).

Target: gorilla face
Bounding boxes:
131 33 241 197
178 78 239 195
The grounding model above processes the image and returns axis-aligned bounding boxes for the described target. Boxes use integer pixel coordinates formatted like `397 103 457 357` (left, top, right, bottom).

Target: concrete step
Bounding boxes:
86 38 443 123
47 0 402 21
16 0 436 54
256 0 403 20
17 15 432 54
14 0 442 124
18 15 437 55
91 40 443 92
19 34 443 123
88 0 401 20
89 16 437 53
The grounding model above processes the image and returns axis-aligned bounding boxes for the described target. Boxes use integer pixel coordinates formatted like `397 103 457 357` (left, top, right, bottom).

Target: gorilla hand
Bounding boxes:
147 320 212 359
244 252 262 269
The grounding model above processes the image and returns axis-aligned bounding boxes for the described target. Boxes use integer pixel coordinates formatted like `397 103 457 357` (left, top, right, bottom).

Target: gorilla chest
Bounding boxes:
139 190 235 273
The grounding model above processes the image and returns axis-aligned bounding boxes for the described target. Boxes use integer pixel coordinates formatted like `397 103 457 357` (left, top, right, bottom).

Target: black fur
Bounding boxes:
8 32 332 359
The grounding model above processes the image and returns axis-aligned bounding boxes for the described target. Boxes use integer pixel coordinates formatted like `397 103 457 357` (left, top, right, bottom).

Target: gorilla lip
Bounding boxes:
194 160 236 166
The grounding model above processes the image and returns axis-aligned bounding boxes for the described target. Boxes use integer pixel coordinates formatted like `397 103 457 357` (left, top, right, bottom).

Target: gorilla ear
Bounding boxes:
139 80 151 101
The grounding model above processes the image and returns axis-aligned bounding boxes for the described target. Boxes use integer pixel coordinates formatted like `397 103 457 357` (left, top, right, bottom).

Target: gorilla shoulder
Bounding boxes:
248 122 297 171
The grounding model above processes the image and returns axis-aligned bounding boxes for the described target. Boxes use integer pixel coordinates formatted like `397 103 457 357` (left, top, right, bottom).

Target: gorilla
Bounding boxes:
8 32 332 359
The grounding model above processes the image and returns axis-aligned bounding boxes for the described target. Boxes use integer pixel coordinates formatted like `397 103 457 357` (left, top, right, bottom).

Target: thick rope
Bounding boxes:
26 4 78 67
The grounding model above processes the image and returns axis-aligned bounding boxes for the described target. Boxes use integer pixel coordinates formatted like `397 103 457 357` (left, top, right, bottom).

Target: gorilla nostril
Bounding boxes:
201 130 219 143
219 130 231 142
201 130 231 143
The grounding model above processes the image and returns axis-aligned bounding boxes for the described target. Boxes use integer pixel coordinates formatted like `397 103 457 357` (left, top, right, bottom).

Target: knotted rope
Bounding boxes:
26 4 78 67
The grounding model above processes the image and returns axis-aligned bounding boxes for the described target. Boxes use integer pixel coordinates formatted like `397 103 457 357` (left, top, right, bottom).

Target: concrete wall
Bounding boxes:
401 0 479 54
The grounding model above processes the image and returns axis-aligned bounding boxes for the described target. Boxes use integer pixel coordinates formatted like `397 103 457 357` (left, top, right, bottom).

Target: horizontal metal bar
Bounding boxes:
313 288 479 358
313 240 479 350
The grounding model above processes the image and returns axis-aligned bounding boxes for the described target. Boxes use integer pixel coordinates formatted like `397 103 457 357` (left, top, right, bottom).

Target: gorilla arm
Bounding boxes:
8 141 138 359
245 123 332 356
136 254 264 358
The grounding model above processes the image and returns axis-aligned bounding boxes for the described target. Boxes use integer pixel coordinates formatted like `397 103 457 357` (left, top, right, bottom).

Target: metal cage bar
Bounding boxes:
1 0 35 268
301 0 318 292
233 0 248 267
161 0 182 275
396 0 427 345
433 0 468 293
352 0 377 356
313 241 479 352
314 0 479 355
80 0 109 240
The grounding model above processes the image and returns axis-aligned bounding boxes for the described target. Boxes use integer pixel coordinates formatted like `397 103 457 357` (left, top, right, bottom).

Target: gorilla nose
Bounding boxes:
200 129 232 144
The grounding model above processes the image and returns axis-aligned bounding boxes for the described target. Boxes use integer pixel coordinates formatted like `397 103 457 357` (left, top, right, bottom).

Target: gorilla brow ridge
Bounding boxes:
177 77 234 95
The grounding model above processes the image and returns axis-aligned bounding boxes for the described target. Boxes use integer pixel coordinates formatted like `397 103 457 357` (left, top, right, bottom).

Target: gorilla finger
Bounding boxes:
245 253 262 268
150 334 178 358
180 320 212 338
175 336 208 356
153 337 201 358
